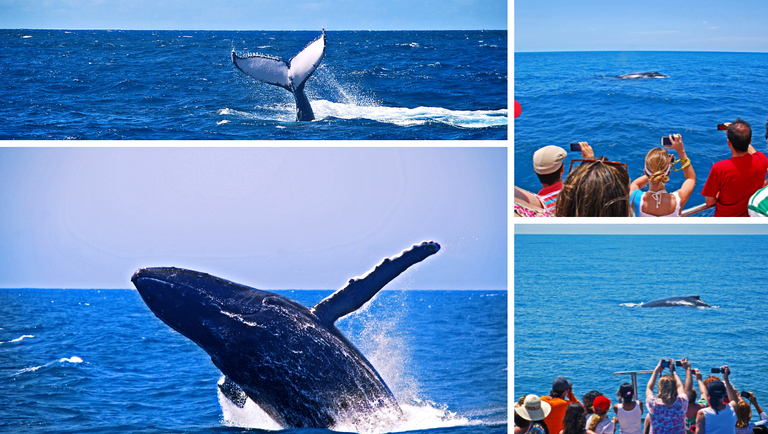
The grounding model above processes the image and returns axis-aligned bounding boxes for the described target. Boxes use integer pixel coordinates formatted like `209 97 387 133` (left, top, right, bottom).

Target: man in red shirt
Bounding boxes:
541 376 581 434
702 119 768 217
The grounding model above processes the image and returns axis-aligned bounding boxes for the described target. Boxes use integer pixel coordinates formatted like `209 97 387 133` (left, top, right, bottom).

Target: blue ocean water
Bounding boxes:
515 51 768 208
0 288 506 434
0 30 507 140
515 234 768 424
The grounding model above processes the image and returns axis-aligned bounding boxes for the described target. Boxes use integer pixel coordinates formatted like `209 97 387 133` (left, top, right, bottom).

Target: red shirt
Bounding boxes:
701 152 768 217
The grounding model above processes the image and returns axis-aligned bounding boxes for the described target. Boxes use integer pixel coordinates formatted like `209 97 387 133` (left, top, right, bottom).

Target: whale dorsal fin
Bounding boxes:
232 29 325 92
311 241 440 326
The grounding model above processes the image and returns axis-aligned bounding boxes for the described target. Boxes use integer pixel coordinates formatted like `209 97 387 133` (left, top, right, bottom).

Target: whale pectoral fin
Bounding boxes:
218 376 248 408
311 241 440 325
288 29 326 90
232 51 292 91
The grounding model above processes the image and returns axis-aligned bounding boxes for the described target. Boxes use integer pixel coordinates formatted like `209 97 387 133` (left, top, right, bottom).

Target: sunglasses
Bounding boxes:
569 158 629 179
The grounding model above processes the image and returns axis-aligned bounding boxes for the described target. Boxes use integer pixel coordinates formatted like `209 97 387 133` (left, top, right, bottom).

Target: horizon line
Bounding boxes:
3 28 508 32
516 49 768 54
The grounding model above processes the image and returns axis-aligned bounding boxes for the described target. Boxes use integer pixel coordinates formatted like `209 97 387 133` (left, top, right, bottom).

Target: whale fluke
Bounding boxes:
641 295 711 308
232 30 326 122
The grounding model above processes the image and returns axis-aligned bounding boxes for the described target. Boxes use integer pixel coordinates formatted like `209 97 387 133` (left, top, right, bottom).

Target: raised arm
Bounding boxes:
647 358 664 399
723 366 738 404
669 135 696 208
694 369 708 404
681 358 693 396
669 359 686 398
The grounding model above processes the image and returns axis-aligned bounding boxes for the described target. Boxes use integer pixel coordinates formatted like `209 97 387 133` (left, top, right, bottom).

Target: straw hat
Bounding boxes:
514 394 552 421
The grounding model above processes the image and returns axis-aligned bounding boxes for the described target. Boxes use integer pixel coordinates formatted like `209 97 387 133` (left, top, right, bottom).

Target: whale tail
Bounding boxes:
232 30 326 122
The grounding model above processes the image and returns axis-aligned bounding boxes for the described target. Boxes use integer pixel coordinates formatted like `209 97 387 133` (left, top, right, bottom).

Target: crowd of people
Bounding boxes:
515 119 768 217
514 359 768 434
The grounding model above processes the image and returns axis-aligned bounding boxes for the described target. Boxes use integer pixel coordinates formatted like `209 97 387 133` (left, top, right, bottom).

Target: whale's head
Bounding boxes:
132 267 304 356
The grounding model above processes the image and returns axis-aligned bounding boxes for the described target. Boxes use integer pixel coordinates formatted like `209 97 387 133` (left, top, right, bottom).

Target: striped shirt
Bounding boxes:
748 186 768 217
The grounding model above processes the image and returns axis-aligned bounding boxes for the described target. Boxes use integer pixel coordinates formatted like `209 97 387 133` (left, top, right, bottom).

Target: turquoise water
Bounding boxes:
515 234 768 422
1 289 507 433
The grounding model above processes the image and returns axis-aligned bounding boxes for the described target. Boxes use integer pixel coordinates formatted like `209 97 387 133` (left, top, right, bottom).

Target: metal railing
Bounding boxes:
613 370 655 398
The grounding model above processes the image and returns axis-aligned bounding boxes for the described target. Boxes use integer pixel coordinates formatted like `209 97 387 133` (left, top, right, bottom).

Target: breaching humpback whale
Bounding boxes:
618 72 669 79
132 241 440 428
641 296 711 308
232 30 326 122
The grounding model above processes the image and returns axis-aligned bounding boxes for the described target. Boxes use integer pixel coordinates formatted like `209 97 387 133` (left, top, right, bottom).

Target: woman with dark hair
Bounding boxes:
614 383 643 434
555 155 631 217
645 358 688 434
560 402 597 434
584 391 604 416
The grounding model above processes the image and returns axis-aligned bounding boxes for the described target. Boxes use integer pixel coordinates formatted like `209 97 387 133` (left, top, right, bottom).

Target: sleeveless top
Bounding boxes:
617 401 643 434
702 405 737 434
631 190 682 217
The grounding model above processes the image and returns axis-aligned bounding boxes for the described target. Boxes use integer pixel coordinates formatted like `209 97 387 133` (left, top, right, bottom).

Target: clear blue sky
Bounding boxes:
0 0 507 30
0 147 507 290
516 0 768 52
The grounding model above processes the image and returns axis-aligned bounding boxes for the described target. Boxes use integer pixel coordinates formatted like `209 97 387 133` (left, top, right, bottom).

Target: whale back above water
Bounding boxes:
132 241 440 429
617 72 669 79
641 295 711 308
232 30 326 121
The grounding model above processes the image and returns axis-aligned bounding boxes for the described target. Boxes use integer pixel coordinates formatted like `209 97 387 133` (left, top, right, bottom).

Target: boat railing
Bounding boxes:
614 370 655 397
514 185 717 217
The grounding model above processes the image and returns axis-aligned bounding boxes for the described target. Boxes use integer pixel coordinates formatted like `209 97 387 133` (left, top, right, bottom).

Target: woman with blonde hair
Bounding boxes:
629 134 696 217
645 358 688 434
587 395 616 434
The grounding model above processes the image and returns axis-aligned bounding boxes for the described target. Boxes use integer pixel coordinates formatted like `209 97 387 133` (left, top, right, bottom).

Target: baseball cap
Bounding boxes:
533 146 567 175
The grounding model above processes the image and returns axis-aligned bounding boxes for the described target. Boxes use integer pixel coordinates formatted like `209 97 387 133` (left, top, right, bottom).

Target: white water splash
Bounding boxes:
16 356 83 375
0 334 34 344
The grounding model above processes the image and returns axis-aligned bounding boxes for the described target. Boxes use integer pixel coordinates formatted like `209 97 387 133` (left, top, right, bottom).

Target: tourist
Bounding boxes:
701 119 768 216
735 391 768 434
584 390 605 416
748 120 768 216
515 394 552 434
555 152 631 217
587 395 616 434
543 377 582 434
561 402 597 434
629 134 696 217
532 143 594 213
695 366 738 434
682 361 707 434
614 383 643 434
646 358 688 434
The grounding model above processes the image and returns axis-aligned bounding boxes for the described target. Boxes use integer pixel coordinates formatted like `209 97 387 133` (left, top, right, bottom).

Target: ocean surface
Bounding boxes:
0 30 507 140
515 234 768 425
515 51 768 209
0 288 507 434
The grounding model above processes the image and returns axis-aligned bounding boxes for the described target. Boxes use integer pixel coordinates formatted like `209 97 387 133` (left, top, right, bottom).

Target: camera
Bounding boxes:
717 124 727 131
570 143 581 152
660 360 683 368
661 137 673 148
741 391 751 399
711 368 726 374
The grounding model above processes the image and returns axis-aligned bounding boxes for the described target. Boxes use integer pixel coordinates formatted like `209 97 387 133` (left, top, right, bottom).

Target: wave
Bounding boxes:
0 334 34 344
16 356 83 375
218 102 508 129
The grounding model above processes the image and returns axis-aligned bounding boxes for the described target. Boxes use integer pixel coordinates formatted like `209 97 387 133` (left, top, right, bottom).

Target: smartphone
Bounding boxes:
661 137 673 148
741 391 751 398
711 368 724 374
676 360 683 367
570 143 581 152
717 124 727 131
